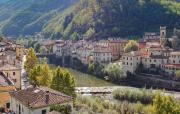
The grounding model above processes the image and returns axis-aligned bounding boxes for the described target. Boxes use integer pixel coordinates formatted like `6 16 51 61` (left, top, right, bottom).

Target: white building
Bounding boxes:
76 46 93 65
93 45 112 64
53 40 65 57
10 87 73 114
122 45 180 76
163 52 180 74
122 51 142 73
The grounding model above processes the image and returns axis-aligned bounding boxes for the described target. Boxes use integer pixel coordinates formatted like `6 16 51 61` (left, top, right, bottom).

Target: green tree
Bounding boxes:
24 48 38 73
175 70 180 81
88 61 95 74
85 28 95 38
150 93 180 114
51 67 76 97
124 40 139 53
39 46 48 54
103 63 126 82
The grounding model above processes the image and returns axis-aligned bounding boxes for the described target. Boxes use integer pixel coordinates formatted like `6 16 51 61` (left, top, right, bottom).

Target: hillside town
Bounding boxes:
0 26 180 114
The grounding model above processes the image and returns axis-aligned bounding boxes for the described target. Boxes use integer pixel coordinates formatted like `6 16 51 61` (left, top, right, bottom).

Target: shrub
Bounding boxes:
113 88 154 104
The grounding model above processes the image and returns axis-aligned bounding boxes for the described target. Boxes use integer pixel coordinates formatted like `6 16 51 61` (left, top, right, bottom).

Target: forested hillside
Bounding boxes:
43 0 180 39
0 0 77 36
0 0 179 39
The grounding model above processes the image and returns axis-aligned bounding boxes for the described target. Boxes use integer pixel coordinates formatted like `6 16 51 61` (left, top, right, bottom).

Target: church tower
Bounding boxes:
160 26 166 46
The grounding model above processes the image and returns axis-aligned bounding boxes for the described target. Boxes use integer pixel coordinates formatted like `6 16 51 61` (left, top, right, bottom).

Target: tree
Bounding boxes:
164 39 172 48
39 46 48 54
51 67 76 97
24 48 38 73
85 28 95 38
124 40 138 53
103 63 126 82
39 63 52 86
150 93 180 114
34 42 41 53
29 63 52 86
175 70 180 81
88 61 95 74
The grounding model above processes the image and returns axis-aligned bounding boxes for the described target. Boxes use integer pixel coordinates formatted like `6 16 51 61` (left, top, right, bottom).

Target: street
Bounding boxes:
21 55 30 90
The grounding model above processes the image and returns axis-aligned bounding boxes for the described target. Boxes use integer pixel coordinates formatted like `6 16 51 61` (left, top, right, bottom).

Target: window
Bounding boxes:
150 59 151 62
42 109 47 114
154 60 156 62
6 103 10 108
173 60 175 64
13 72 15 76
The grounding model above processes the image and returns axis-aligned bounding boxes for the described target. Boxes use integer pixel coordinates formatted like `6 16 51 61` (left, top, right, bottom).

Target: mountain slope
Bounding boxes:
43 0 180 39
0 0 78 36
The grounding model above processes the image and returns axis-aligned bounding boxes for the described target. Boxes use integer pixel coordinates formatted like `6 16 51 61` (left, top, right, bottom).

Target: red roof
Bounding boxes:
10 87 72 109
164 64 180 68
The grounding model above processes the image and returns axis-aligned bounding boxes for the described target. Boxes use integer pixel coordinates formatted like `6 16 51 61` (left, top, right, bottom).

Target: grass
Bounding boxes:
68 68 116 87
49 64 116 87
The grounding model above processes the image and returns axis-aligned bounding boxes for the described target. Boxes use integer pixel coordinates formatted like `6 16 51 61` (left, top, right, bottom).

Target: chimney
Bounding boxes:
45 91 49 104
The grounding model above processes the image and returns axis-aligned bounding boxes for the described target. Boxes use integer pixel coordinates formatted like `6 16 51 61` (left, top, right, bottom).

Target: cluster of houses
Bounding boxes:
1 26 178 114
44 26 180 77
122 27 180 76
0 39 73 114
50 38 128 65
0 39 24 110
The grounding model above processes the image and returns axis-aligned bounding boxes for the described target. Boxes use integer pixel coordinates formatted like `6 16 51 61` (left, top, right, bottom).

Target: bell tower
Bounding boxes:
160 26 166 46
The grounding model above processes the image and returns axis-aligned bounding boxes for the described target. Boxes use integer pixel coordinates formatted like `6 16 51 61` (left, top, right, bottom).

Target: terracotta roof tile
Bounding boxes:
10 87 72 108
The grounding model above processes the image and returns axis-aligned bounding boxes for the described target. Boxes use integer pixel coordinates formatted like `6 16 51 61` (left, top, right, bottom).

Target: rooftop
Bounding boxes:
0 64 21 71
10 87 72 109
0 72 13 86
47 111 61 114
123 51 142 57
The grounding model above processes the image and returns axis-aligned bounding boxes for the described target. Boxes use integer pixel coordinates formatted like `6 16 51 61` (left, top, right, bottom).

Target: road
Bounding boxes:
21 55 30 90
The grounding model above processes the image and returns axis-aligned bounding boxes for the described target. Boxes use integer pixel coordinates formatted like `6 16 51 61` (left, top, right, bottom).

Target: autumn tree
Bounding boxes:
29 63 52 86
124 40 139 53
24 48 38 73
150 93 180 114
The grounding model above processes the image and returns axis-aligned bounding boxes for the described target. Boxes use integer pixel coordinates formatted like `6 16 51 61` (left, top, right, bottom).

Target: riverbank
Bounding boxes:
49 64 116 87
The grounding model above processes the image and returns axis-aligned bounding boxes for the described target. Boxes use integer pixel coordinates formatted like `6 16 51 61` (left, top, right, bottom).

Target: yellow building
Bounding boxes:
15 44 24 60
0 72 16 108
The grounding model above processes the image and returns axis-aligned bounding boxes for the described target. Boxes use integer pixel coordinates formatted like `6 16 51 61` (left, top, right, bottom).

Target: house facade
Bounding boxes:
93 45 112 64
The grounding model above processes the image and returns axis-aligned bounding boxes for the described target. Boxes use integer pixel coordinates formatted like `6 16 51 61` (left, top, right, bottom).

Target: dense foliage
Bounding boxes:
0 0 179 38
29 63 52 86
0 0 77 36
124 40 139 53
103 63 126 82
44 0 180 39
113 88 154 104
51 67 76 98
75 95 150 114
24 48 38 73
150 93 180 114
